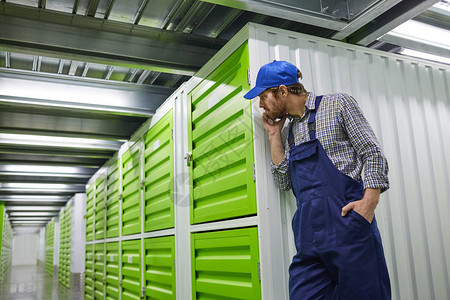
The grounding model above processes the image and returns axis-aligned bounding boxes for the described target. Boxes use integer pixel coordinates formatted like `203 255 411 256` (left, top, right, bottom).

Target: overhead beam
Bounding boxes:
86 0 100 17
331 0 402 40
0 69 172 117
0 3 226 75
346 0 439 45
200 0 347 31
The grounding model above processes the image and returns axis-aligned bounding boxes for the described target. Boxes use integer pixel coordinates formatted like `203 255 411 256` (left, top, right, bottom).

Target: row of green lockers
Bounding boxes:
86 46 255 241
86 227 260 300
0 206 13 282
85 45 261 299
44 204 72 288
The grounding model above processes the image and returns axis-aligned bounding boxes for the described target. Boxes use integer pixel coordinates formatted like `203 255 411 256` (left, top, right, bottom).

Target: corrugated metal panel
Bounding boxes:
188 42 256 224
94 243 105 299
85 244 94 300
86 184 95 242
144 235 175 299
106 160 121 238
143 110 174 232
106 242 120 300
121 144 142 236
191 227 261 299
249 24 450 300
45 220 54 275
95 175 106 240
121 240 142 300
59 205 72 288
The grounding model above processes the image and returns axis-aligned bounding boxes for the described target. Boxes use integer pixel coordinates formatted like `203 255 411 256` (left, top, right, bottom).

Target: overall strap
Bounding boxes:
288 95 323 146
308 95 323 140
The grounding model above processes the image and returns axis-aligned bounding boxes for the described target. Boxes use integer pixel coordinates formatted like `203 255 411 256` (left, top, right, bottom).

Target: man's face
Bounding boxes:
258 88 285 120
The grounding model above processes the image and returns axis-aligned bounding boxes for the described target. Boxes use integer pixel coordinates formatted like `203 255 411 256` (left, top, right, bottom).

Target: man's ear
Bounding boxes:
279 85 288 97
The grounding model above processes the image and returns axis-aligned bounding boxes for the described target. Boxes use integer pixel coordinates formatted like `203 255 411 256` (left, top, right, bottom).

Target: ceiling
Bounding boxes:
0 0 448 232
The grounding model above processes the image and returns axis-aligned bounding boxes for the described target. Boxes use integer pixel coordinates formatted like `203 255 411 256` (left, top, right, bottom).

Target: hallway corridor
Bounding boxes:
0 264 82 300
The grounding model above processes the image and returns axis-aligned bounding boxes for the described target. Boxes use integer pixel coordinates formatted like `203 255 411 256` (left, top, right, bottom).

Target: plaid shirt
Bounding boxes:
271 92 389 193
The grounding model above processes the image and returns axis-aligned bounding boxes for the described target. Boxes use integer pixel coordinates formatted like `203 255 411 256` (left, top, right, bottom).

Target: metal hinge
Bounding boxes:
184 152 193 167
140 180 145 190
257 261 261 281
141 287 146 299
252 164 256 181
119 280 122 286
247 68 251 85
172 128 174 139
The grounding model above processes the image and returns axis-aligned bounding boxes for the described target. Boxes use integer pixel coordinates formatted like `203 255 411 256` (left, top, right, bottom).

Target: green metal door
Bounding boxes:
121 240 141 300
143 110 174 232
106 161 120 238
94 243 105 299
122 144 142 236
191 227 261 299
95 176 106 240
144 235 175 299
85 244 94 300
188 42 256 224
106 242 120 300
86 183 95 241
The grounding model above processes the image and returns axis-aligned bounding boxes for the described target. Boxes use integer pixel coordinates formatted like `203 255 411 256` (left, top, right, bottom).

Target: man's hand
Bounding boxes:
262 113 287 166
341 188 380 223
262 113 286 135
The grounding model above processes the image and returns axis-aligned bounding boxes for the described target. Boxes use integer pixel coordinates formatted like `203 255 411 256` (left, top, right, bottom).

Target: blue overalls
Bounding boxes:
288 96 391 300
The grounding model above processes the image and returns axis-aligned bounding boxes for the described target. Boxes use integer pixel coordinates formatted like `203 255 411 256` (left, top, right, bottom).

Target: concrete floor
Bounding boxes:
0 264 82 300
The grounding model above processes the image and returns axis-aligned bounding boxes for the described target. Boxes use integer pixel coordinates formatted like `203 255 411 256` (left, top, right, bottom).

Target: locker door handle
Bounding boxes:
184 152 193 167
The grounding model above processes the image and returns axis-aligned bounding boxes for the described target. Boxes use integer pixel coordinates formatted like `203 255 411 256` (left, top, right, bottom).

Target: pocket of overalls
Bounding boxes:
290 144 323 192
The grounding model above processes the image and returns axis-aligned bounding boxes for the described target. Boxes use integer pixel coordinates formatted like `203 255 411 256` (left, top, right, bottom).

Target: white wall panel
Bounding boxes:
12 234 38 266
248 23 450 300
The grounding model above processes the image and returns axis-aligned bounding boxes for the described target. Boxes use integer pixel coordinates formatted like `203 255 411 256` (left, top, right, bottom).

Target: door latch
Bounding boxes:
184 152 193 167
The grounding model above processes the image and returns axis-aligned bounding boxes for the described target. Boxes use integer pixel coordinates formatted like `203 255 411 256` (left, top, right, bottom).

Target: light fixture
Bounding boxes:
0 195 69 202
0 182 84 192
9 217 52 221
0 133 122 150
6 206 62 211
9 212 59 217
400 48 450 65
0 164 93 177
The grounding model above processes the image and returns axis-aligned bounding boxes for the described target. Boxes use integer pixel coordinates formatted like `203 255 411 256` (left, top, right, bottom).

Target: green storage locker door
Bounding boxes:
121 240 141 300
143 110 174 232
85 244 94 300
95 176 106 240
106 161 120 238
86 184 95 241
106 242 120 300
94 243 105 299
188 42 256 224
191 227 261 299
144 235 175 299
122 144 142 236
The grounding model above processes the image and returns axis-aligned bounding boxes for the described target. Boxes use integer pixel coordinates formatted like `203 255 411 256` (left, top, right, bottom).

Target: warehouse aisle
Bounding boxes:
0 264 82 300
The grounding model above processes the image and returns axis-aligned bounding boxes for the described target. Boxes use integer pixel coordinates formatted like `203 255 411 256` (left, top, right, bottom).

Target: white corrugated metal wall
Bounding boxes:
249 23 450 300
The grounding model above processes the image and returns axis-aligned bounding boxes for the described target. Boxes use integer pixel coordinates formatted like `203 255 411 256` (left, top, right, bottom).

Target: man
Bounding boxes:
244 60 391 300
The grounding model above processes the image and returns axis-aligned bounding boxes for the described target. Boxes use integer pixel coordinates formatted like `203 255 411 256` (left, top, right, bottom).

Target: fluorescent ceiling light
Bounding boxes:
0 164 84 174
0 133 122 150
9 217 51 221
385 20 450 50
9 212 58 217
0 182 84 192
0 195 68 202
11 220 48 223
7 206 62 211
400 48 450 65
432 1 450 14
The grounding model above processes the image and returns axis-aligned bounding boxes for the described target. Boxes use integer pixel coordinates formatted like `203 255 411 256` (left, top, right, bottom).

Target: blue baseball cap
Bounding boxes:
243 60 299 99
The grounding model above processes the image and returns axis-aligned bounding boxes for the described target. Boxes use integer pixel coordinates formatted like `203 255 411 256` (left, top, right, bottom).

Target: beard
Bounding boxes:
266 107 285 121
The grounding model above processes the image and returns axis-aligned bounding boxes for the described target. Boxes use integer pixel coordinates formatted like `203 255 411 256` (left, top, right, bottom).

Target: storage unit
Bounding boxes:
84 23 450 300
106 161 121 238
121 239 142 300
58 204 72 287
95 175 106 240
144 235 175 299
94 242 105 299
188 43 256 225
0 203 13 282
191 227 261 299
143 110 175 232
85 244 94 300
105 242 120 300
86 183 95 242
45 220 55 275
121 145 142 236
